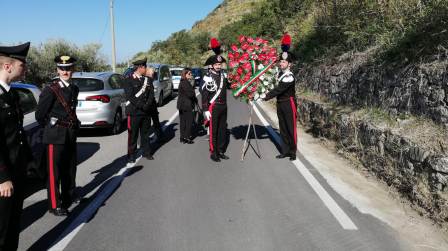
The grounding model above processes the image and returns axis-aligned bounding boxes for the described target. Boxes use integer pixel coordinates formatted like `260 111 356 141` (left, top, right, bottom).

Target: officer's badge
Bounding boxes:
54 55 76 66
61 56 70 64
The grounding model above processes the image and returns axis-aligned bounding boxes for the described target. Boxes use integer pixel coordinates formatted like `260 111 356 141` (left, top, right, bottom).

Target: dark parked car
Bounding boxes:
191 67 205 87
11 82 45 179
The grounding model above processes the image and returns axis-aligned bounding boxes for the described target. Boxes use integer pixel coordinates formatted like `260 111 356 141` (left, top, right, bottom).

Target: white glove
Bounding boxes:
204 111 211 121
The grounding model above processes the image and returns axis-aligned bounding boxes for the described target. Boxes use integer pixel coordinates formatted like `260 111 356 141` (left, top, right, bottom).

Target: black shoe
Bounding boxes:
49 207 68 216
180 138 186 143
127 155 136 164
210 154 221 162
72 197 82 204
289 155 296 160
143 152 154 160
185 139 194 144
218 153 229 159
276 154 289 159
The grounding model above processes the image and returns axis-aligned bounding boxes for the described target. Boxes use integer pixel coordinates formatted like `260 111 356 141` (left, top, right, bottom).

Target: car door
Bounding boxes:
109 74 126 118
13 86 45 179
160 66 172 98
13 86 40 144
114 74 127 119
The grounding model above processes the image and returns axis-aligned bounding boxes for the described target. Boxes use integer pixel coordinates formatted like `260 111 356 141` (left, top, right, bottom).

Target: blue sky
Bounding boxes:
1 0 222 63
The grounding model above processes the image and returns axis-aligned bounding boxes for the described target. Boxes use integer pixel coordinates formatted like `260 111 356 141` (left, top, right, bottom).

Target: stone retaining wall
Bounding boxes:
296 54 448 127
297 98 448 226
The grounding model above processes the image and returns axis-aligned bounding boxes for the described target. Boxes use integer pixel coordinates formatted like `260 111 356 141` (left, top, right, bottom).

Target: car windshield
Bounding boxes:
71 78 104 91
192 69 202 77
170 70 182 76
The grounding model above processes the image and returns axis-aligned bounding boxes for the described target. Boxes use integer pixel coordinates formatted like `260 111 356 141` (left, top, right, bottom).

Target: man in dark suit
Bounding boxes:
36 55 80 216
124 58 155 163
0 42 33 250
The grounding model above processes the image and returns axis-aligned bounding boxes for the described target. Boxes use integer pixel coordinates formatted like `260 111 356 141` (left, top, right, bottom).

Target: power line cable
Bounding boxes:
98 1 110 44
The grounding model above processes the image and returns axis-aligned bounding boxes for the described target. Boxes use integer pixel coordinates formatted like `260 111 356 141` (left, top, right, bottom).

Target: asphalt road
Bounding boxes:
19 90 407 250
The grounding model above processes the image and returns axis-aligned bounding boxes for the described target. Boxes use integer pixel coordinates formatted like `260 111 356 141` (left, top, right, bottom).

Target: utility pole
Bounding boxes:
110 0 117 72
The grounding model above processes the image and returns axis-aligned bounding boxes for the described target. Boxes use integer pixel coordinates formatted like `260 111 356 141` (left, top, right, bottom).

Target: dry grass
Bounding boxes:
191 0 264 36
356 108 448 154
298 91 448 155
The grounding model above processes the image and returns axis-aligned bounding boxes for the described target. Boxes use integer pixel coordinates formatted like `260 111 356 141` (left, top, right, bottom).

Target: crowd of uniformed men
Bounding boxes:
0 35 297 250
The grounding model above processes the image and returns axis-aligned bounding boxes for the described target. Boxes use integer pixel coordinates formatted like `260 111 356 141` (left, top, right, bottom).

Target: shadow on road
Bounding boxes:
150 121 178 156
26 163 143 251
231 124 271 140
21 152 124 234
77 142 100 166
22 141 100 213
20 199 48 232
231 124 282 154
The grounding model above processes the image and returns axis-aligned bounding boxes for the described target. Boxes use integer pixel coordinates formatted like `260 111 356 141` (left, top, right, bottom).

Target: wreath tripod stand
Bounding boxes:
240 102 262 161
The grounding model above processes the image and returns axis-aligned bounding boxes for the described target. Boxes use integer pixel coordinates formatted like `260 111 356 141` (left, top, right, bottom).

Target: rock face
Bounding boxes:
297 54 448 128
295 53 448 227
298 99 448 226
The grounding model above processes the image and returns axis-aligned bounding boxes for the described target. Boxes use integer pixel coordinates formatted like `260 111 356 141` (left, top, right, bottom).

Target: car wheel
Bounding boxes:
157 91 164 107
110 110 123 135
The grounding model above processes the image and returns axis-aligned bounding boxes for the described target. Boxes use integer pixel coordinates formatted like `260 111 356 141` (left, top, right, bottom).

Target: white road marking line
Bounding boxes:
252 101 358 230
49 110 180 251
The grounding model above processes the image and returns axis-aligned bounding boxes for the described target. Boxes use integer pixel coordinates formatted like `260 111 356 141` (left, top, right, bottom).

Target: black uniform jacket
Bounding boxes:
35 79 79 144
265 70 296 102
201 71 228 111
124 75 155 116
0 86 32 183
177 79 196 111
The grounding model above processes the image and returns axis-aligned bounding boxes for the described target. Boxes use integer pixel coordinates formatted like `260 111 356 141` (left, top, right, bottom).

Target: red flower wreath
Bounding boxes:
228 35 278 102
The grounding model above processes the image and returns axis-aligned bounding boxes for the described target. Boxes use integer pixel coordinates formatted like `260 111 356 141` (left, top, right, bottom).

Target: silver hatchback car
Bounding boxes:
148 63 174 106
71 72 126 134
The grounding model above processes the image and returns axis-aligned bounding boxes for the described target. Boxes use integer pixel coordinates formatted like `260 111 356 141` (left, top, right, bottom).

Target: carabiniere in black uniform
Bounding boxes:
0 41 32 251
35 56 80 215
124 66 155 162
264 48 297 160
0 82 33 251
201 55 229 161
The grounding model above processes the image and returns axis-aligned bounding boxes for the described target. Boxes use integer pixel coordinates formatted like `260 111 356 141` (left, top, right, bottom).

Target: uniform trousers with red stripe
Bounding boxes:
209 103 227 155
277 98 297 156
127 115 152 159
46 129 77 210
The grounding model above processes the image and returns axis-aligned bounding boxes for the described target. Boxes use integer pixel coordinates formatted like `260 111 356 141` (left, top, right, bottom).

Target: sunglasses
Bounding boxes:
57 66 74 71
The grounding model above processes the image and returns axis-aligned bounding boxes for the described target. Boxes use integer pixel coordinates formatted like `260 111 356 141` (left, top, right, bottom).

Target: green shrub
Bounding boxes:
27 39 109 86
